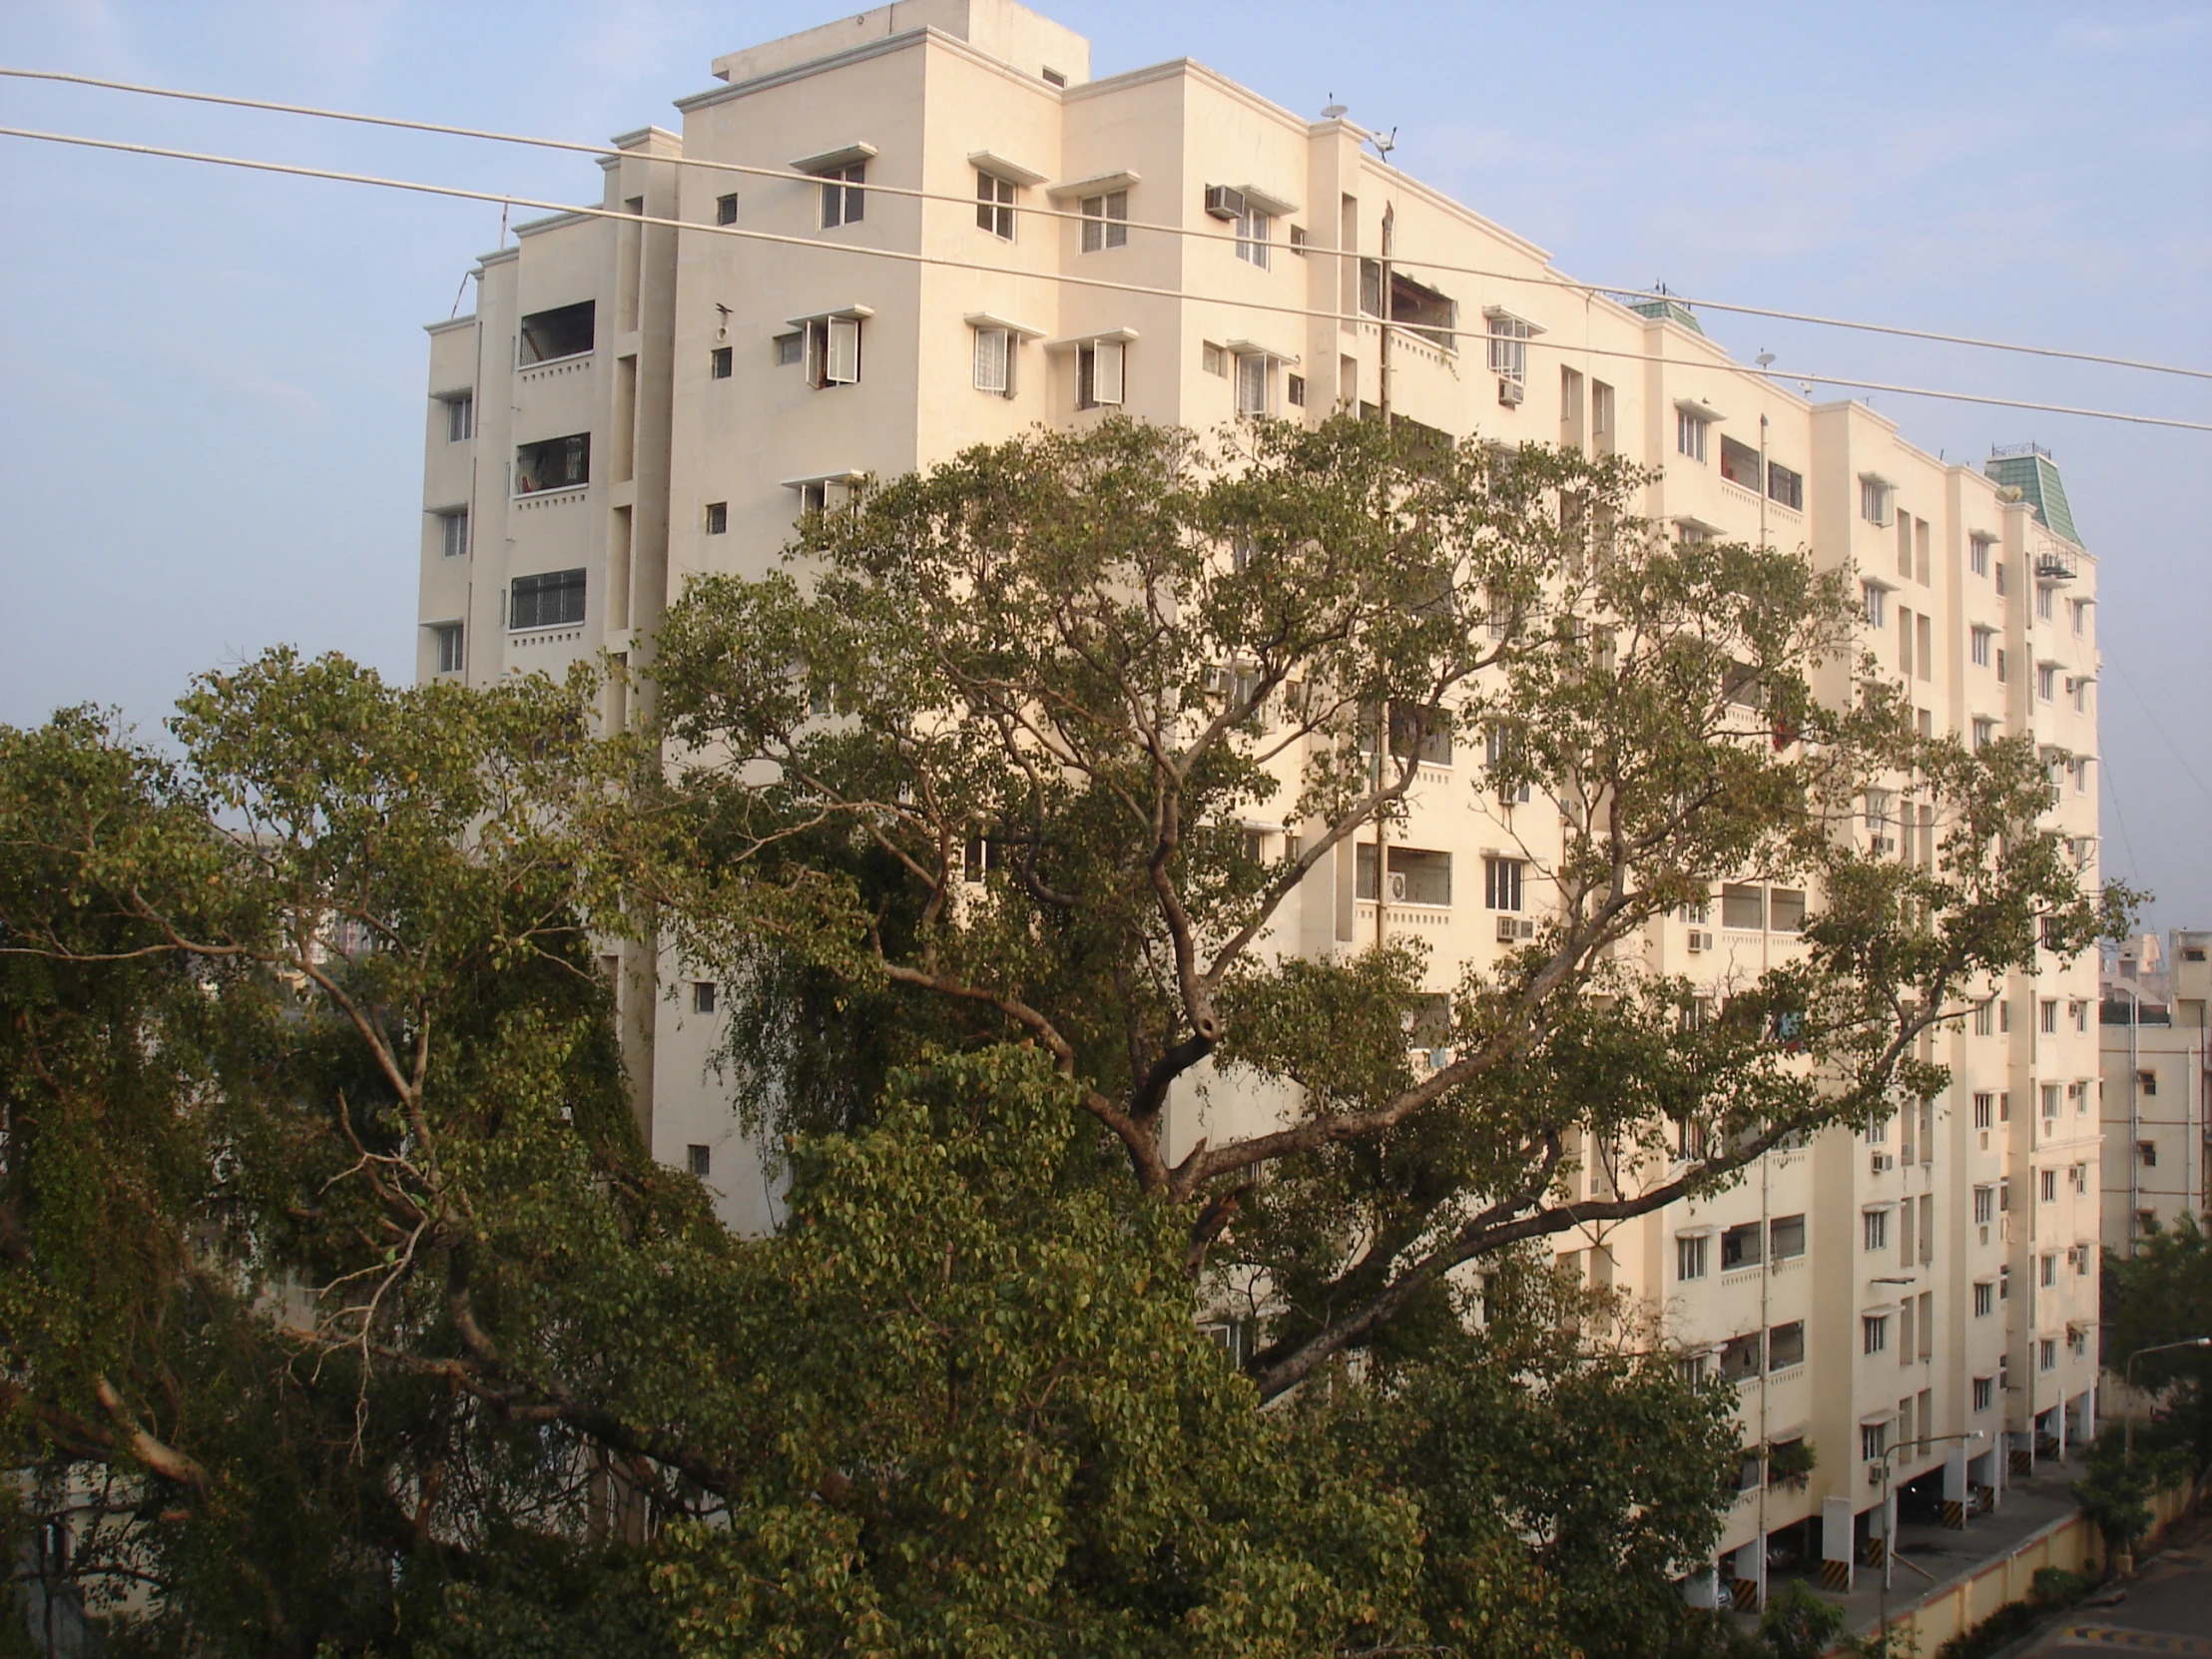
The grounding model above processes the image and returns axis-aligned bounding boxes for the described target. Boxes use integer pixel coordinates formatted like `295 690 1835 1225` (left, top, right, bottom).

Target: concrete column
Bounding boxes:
1735 1532 1768 1611
1821 1495 1855 1591
2082 1385 2096 1443
1684 1566 1720 1609
1942 1441 1968 1528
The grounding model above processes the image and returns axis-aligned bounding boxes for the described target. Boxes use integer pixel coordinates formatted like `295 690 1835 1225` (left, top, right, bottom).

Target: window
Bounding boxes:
1589 379 1614 445
514 433 590 494
1994 559 2007 596
819 162 865 228
1972 1092 1994 1130
1970 627 1992 667
2038 1339 2056 1373
715 193 738 225
432 623 464 675
1079 190 1128 252
1863 1317 1889 1356
774 331 805 367
972 326 1014 396
1995 647 2008 683
444 393 474 442
2039 1170 2056 1205
1677 1234 1710 1282
1754 458 1800 511
710 345 733 379
2040 1000 2058 1035
518 300 596 365
1862 1421 1888 1461
1769 1214 1806 1261
1357 844 1452 905
692 981 718 1014
1720 1223 1763 1271
1287 372 1306 407
1721 883 1765 930
1483 855 1524 912
797 481 830 516
1972 718 1995 751
509 569 586 631
439 509 469 560
1973 1281 1994 1318
1972 1185 1994 1225
1861 477 1892 524
2037 663 2056 701
1234 352 1271 417
1864 1210 1890 1252
2139 1069 2158 1098
1676 408 1710 462
1720 435 1762 490
705 502 728 535
2071 599 2086 637
1202 341 1227 376
1768 1322 1806 1370
1076 338 1125 409
2140 1140 2157 1168
1677 1354 1711 1386
2038 1252 2056 1287
802 315 862 388
2037 583 2054 622
686 1144 712 1177
1864 582 1889 629
1720 1332 1764 1381
1769 888 1806 933
1488 313 1531 382
975 170 1017 239
1969 536 1991 577
1234 204 1272 267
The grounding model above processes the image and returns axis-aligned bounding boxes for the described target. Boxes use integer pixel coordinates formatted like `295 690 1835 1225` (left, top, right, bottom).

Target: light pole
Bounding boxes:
1876 1430 1986 1655
2122 1336 2212 1465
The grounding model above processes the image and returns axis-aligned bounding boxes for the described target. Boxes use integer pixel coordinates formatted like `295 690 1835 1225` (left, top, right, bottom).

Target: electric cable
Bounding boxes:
6 65 2210 386
1 121 2207 436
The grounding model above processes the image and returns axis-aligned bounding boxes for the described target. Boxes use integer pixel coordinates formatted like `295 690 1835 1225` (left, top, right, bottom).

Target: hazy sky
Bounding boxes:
2 1 2207 925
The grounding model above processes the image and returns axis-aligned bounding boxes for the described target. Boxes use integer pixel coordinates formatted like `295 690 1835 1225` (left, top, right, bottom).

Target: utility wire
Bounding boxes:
3 121 2209 437
2112 661 2212 809
7 64 2211 387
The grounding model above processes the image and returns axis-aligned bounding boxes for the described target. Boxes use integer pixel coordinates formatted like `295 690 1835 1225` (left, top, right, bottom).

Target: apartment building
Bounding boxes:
2101 930 2211 1250
413 0 2106 1606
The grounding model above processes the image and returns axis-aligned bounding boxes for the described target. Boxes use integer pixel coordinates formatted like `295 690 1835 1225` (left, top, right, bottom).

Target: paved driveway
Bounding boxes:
2019 1535 2212 1657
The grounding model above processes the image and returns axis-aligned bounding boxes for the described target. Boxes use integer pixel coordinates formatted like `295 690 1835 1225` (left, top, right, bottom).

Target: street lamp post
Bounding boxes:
1875 1429 1986 1654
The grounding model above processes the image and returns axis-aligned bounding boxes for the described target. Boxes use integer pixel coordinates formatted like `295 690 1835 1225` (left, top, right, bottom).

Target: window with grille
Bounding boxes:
1972 1282 1994 1318
976 171 1016 240
1676 1234 1708 1281
1488 314 1530 382
1079 190 1128 252
1863 1317 1888 1357
1234 205 1271 267
715 193 738 225
1864 1210 1890 1252
508 569 586 631
705 502 728 535
710 345 733 378
1767 459 1804 511
1769 1214 1806 1260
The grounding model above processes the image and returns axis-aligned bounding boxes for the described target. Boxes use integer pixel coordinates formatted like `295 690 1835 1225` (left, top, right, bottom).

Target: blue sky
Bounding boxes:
2 1 2207 925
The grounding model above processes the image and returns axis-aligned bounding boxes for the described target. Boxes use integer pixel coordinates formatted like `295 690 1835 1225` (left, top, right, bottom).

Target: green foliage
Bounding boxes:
2103 1214 2212 1464
1760 1579 1847 1659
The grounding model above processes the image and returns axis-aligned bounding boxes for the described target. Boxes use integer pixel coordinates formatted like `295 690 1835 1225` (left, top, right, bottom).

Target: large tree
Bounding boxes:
646 412 2116 1398
0 655 1744 1657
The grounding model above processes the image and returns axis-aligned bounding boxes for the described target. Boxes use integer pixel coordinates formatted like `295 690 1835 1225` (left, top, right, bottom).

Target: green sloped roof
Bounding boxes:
1627 296 1705 336
1983 448 2080 546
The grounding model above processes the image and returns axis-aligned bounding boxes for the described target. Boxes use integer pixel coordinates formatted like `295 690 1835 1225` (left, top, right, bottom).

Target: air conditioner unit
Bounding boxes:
1497 377 1525 406
1687 929 1713 953
1870 1465 1885 1488
1204 185 1246 222
1496 915 1535 942
1388 871 1407 901
1872 1152 1895 1174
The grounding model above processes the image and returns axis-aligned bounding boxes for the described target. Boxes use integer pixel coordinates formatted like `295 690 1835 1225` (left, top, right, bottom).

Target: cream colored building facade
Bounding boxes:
2101 930 2211 1251
415 0 2108 1603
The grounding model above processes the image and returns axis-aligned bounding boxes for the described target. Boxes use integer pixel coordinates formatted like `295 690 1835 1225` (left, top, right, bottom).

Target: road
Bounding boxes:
2018 1529 2212 1658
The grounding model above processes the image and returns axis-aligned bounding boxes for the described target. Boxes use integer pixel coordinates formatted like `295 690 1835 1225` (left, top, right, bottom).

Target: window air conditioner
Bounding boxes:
1204 185 1246 222
1872 1152 1895 1174
1687 929 1713 953
1497 377 1525 406
1869 1465 1884 1488
1496 915 1534 942
1388 871 1408 902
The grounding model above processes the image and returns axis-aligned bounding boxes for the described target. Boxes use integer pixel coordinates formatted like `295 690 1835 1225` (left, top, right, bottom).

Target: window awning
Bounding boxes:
968 150 1047 187
1224 338 1300 365
1482 304 1544 334
1860 1409 1898 1426
1046 169 1141 200
780 468 866 490
1045 326 1139 351
963 311 1046 339
1239 184 1299 216
784 303 875 327
789 141 877 174
1674 1225 1718 1239
1674 395 1725 420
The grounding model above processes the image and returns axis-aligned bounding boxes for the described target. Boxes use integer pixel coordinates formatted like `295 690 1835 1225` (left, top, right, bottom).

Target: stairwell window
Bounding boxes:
443 392 473 442
1076 338 1125 409
705 502 728 535
715 193 738 225
1079 190 1128 252
976 170 1017 240
1234 204 1272 267
1676 408 1709 462
710 345 733 378
432 623 464 675
819 163 866 228
438 509 469 559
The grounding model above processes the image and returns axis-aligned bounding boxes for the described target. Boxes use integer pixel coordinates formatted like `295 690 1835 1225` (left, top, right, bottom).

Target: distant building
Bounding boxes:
2101 930 2211 1248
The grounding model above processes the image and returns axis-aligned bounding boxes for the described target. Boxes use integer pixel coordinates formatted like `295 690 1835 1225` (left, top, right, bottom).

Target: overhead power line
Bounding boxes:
2 121 2208 437
7 64 2211 387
